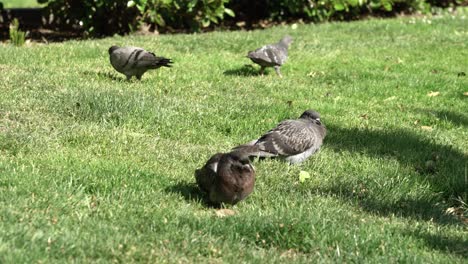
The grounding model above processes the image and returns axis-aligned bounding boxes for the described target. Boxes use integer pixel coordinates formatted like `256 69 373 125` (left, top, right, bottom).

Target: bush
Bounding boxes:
39 0 234 36
133 0 234 32
228 0 434 23
39 0 464 36
39 0 140 36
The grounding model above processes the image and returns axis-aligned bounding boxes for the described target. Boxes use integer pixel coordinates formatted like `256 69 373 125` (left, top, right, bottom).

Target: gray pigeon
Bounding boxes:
247 35 293 77
108 46 172 80
195 150 255 205
235 110 326 164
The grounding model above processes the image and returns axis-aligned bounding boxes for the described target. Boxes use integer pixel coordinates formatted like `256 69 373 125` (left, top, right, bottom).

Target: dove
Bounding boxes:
108 46 172 80
195 150 255 205
234 109 326 164
247 35 293 77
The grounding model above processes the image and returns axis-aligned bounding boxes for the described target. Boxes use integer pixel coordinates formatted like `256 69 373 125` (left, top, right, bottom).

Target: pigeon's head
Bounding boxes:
108 46 120 55
279 35 293 47
228 150 252 166
300 109 322 124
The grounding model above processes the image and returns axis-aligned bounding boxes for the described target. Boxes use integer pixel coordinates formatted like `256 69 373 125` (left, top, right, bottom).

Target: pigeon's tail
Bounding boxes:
232 144 277 159
246 51 257 59
153 57 173 68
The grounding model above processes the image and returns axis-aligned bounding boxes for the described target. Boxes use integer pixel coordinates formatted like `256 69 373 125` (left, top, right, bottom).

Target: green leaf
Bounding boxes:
127 1 135 8
347 0 359 7
299 171 311 183
383 1 393 11
154 14 166 27
334 3 345 11
201 19 210 27
188 0 198 11
224 8 235 17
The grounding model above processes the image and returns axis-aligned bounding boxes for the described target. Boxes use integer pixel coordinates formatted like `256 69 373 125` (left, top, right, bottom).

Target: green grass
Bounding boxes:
2 0 43 8
1 11 467 263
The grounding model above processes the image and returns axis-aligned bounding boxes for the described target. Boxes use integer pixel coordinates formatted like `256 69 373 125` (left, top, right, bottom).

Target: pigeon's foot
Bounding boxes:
274 66 282 78
259 67 265 76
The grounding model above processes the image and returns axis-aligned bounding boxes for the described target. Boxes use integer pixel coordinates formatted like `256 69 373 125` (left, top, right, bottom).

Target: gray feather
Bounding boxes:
109 46 172 80
247 35 293 76
234 109 326 164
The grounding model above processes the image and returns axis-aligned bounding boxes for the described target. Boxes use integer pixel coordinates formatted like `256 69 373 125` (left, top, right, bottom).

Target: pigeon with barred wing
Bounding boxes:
108 46 172 80
235 109 326 164
247 35 293 77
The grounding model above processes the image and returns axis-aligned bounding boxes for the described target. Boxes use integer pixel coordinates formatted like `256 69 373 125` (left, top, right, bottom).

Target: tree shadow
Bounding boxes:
223 64 264 77
317 183 461 225
402 228 468 258
419 109 468 128
165 181 220 208
82 70 123 81
320 124 467 225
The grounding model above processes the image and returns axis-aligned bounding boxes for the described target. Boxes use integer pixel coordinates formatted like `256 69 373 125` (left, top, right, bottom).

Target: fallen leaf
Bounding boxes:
421 126 433 131
397 57 404 64
291 23 298 30
299 171 310 183
427 91 440 97
236 21 246 27
215 209 236 218
307 71 325 77
414 120 420 125
463 92 468 96
360 114 368 119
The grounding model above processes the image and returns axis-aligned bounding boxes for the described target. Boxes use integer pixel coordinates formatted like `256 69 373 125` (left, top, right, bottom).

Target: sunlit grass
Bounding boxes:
0 12 467 263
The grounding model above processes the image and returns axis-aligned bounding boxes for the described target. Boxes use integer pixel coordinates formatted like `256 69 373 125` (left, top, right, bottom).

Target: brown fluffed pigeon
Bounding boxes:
195 150 255 205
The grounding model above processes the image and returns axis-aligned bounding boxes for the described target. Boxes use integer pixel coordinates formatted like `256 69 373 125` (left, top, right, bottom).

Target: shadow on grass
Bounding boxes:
82 70 123 81
318 184 461 224
419 109 468 128
165 181 220 208
223 64 264 77
403 228 468 258
321 124 467 225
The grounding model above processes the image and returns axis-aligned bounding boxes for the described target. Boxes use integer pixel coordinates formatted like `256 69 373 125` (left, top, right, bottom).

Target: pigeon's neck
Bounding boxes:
277 41 290 50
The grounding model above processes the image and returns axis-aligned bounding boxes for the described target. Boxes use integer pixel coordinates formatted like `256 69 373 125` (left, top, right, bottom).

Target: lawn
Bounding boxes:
0 11 467 263
2 0 43 8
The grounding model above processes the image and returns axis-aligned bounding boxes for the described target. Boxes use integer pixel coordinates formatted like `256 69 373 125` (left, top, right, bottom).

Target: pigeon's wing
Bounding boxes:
248 45 286 65
269 44 288 65
110 47 141 70
255 120 317 156
135 50 172 69
130 50 159 68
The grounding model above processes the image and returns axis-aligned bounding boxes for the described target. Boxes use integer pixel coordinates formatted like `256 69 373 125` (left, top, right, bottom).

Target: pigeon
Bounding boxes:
247 35 293 77
108 46 172 80
234 109 326 164
195 150 255 205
